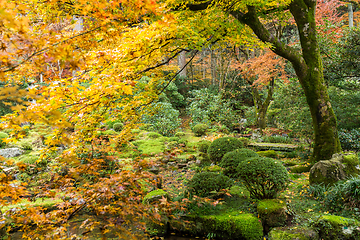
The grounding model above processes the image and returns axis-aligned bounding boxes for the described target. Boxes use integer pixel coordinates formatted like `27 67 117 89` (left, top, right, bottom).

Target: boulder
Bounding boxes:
309 153 360 185
200 213 263 240
268 226 319 240
312 215 360 240
257 199 289 233
0 148 24 158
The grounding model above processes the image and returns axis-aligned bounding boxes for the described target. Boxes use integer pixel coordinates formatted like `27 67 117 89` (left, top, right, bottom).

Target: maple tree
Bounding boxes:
236 50 287 129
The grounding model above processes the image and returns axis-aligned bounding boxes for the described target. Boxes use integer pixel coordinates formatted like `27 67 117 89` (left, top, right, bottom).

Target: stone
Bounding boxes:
257 199 288 232
313 215 360 240
0 148 24 158
143 189 170 204
268 226 319 240
309 153 360 185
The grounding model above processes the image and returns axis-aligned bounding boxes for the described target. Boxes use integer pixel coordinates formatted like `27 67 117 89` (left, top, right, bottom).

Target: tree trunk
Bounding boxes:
252 78 274 130
230 0 342 162
178 50 187 78
348 3 354 28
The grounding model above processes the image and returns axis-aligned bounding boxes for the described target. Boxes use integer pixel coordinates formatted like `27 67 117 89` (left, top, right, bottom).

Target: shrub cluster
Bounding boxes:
338 128 360 151
207 137 243 163
113 122 123 132
187 172 232 197
305 176 360 212
237 157 289 199
219 148 259 178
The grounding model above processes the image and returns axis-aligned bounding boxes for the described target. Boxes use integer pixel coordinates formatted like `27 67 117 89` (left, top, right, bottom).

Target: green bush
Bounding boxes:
187 172 232 197
105 119 122 130
338 128 360 151
0 131 9 148
197 140 211 154
192 123 208 137
237 157 289 199
219 148 259 178
187 88 239 129
321 176 360 212
113 122 123 132
207 137 243 163
141 102 181 137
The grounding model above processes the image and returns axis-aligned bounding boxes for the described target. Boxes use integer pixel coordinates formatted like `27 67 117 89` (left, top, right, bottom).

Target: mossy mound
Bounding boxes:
312 215 360 240
309 153 360 185
257 150 278 158
257 199 287 229
289 164 312 173
219 148 259 178
268 226 319 240
143 189 169 204
200 213 263 240
207 137 243 163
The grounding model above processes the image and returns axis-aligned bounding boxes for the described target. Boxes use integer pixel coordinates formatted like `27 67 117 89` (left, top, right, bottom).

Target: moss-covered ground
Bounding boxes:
1 124 360 239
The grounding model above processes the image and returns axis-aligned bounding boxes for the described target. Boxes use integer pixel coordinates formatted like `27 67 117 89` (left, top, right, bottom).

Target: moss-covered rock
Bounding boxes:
201 213 263 240
312 215 360 240
143 189 169 204
309 153 360 185
268 226 319 240
289 164 312 173
257 199 287 229
257 150 278 158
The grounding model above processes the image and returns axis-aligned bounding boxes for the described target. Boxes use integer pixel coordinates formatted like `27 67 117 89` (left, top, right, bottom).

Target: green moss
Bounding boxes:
174 131 186 137
202 165 222 173
134 138 165 155
147 132 163 139
257 150 278 158
289 164 312 173
257 199 287 228
143 189 169 204
313 215 360 240
201 213 263 240
268 227 319 240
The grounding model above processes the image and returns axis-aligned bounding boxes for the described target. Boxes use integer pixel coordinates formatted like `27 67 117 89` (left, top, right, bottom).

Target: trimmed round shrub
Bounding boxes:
113 122 123 132
0 131 9 148
192 123 208 137
237 157 289 199
197 140 211 153
220 148 259 178
207 137 243 163
187 172 232 197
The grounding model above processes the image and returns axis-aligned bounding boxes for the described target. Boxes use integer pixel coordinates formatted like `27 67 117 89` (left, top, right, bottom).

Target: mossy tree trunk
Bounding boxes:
229 0 342 162
251 78 274 130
